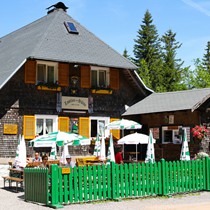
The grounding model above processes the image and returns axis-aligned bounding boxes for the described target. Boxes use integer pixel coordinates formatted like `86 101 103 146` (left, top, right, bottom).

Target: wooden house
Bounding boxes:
123 88 210 161
0 4 152 157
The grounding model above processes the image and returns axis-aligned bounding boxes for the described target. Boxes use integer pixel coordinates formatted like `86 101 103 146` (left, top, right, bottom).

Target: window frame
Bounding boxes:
90 116 110 138
91 66 110 88
35 115 58 136
36 60 58 84
162 126 182 144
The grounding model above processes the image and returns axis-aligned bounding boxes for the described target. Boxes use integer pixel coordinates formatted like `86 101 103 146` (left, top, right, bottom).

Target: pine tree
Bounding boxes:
133 10 163 91
160 29 188 91
202 42 210 74
123 48 131 60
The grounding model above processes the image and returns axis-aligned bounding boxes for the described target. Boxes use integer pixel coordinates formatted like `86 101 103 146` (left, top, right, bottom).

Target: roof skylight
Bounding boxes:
64 22 79 34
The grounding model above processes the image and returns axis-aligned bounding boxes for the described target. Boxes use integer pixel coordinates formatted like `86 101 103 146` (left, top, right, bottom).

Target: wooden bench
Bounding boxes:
2 176 23 192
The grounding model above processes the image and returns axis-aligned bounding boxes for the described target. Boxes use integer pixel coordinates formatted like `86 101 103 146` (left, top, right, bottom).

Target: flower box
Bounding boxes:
91 89 112 94
37 86 61 91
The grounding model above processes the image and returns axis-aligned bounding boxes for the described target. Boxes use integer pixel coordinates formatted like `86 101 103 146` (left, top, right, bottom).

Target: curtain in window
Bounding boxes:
36 119 44 135
46 119 53 134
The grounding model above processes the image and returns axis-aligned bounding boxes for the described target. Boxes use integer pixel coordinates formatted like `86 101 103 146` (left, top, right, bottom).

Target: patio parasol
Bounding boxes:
105 119 142 158
106 133 115 164
99 131 106 161
118 132 156 161
15 135 27 168
180 128 190 161
145 130 155 163
29 131 90 147
93 134 101 157
105 119 142 132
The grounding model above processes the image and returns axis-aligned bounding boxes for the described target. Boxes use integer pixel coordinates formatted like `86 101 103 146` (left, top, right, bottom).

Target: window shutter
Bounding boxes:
25 60 36 84
58 117 70 132
79 117 89 138
23 116 35 139
110 118 120 139
58 63 69 86
81 66 91 88
110 68 119 90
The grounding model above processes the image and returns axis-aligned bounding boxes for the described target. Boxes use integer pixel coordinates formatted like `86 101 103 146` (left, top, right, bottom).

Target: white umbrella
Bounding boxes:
15 135 27 168
118 132 156 161
118 133 156 144
29 131 90 147
145 130 155 163
106 119 142 158
105 119 142 130
180 128 190 161
106 133 115 164
93 134 101 157
99 131 106 161
60 143 70 165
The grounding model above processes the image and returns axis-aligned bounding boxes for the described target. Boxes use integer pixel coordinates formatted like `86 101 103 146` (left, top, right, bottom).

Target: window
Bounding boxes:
91 66 109 88
64 21 79 34
90 117 109 138
35 115 58 136
36 61 58 84
162 126 182 144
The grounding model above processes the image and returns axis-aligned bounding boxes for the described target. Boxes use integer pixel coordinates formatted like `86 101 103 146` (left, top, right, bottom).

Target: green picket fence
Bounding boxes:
24 158 210 208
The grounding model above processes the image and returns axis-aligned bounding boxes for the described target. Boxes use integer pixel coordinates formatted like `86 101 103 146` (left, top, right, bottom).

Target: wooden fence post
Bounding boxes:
48 164 63 208
161 159 167 196
206 157 210 191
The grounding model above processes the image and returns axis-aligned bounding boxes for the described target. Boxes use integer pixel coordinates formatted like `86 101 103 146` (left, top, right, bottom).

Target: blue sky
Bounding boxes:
1 0 210 68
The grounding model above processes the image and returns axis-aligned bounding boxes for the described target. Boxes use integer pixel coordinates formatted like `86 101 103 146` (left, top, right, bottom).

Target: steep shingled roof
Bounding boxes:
123 88 210 116
0 9 137 89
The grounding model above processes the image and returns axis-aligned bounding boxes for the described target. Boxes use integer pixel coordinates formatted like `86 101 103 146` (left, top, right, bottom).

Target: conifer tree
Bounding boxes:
160 29 188 91
133 10 163 91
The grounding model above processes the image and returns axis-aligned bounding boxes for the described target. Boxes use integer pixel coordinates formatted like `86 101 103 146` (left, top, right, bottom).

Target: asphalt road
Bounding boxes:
1 179 210 210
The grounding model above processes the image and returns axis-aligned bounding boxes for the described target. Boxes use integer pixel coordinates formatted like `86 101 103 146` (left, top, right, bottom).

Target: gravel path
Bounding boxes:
0 179 210 210
1 164 210 210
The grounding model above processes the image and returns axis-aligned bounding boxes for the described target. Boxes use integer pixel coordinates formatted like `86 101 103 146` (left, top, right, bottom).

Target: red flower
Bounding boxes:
191 125 207 141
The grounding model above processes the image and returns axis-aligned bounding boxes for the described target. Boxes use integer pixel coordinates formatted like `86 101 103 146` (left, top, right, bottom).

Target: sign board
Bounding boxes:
62 167 71 174
3 124 18 134
62 96 88 110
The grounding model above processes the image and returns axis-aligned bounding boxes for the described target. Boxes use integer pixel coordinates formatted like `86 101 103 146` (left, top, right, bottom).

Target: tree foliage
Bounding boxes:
133 10 189 92
189 58 210 88
133 10 163 91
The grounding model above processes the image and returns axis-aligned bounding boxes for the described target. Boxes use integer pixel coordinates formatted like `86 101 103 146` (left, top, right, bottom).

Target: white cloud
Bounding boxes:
182 0 210 16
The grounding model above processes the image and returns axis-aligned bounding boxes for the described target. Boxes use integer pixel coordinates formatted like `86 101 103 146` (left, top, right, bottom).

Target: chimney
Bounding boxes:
46 2 68 14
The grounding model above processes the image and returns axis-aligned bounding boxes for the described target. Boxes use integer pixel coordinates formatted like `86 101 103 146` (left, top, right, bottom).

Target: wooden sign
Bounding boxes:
3 124 18 134
62 167 71 174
